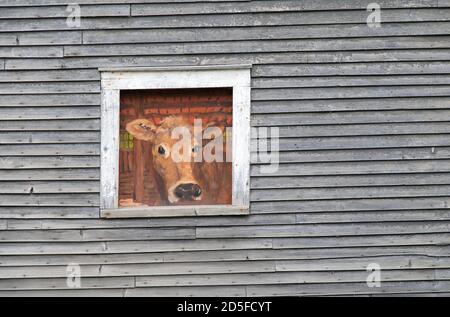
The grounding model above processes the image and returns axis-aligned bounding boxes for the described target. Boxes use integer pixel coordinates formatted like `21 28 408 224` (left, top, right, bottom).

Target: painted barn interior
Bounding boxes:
119 88 233 207
1 0 450 296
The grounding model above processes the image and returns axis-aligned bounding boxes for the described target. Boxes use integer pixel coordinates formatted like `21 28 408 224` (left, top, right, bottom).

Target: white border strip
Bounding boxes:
100 65 251 218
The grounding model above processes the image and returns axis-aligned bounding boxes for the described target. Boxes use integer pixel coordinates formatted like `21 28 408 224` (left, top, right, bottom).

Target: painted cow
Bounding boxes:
126 115 232 205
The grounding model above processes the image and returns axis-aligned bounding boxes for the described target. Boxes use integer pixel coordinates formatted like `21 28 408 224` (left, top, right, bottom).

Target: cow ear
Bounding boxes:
126 119 157 142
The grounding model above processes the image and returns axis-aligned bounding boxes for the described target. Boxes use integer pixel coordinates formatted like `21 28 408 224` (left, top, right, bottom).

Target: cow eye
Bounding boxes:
192 146 200 154
158 146 166 155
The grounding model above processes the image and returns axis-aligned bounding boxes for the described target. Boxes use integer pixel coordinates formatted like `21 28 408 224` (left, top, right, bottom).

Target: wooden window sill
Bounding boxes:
101 205 249 219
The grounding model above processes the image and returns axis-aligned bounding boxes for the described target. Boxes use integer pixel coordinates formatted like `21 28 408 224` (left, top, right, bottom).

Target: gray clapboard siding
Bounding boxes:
268 147 443 163
256 182 450 201
0 169 99 181
246 281 450 296
2 245 450 267
251 160 450 177
267 123 450 137
275 256 450 271
0 46 63 58
0 12 379 33
103 261 275 278
252 97 450 113
195 222 450 239
64 38 450 57
0 157 99 169
0 69 100 83
272 233 450 249
181 36 450 51
254 61 450 77
252 173 450 189
252 110 450 126
255 146 449 163
0 253 163 266
0 0 249 6
0 4 130 19
0 288 125 297
0 276 135 291
0 181 99 194
0 0 437 9
1 209 448 230
16 31 82 46
0 207 99 219
256 148 450 163
82 22 450 45
135 269 441 287
1 0 450 296
0 34 16 46
110 233 442 254
9 53 450 71
1 144 99 156
0 120 100 132
106 239 273 255
7 233 447 256
0 239 273 256
64 47 450 63
251 185 450 201
127 286 247 297
295 210 450 223
385 293 450 297
0 227 196 242
0 82 100 94
0 233 449 254
253 74 450 88
0 94 100 107
251 197 450 214
2 257 449 280
0 194 99 207
1 9 443 34
253 86 450 100
0 242 107 255
129 0 441 16
0 264 101 279
0 107 100 120
5 55 227 70
0 132 99 144
273 135 450 151
0 261 275 279
6 214 296 230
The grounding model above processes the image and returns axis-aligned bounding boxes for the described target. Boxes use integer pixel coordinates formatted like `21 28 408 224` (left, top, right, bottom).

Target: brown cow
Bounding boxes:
126 115 232 205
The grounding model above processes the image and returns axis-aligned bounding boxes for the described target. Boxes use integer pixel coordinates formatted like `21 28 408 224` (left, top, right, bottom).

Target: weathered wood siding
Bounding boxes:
1 0 450 296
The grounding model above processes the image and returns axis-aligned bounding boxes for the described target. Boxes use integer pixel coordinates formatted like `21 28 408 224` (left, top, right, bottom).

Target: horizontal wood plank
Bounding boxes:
1 0 450 297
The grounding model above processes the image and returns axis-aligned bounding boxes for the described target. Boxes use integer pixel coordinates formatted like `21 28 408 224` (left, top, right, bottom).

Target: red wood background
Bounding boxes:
119 88 233 207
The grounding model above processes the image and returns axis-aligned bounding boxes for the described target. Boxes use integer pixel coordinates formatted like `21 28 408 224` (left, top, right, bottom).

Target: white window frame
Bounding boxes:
99 65 251 218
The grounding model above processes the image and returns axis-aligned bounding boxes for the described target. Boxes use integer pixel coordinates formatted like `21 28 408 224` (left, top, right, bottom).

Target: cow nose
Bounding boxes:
175 183 202 199
193 185 202 198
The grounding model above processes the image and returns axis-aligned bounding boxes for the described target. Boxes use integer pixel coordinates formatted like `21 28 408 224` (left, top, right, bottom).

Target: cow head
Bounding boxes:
126 115 226 204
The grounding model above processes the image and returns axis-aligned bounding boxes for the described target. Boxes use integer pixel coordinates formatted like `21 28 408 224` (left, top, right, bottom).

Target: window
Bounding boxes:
100 65 251 218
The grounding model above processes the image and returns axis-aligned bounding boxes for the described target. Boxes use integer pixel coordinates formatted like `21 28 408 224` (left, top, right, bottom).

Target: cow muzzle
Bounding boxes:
174 183 202 201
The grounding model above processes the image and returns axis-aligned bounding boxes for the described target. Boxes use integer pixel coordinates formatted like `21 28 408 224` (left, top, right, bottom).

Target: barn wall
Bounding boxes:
1 0 450 296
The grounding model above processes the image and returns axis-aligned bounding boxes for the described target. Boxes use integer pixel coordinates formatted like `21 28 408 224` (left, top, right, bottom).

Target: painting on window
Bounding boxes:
119 88 233 207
